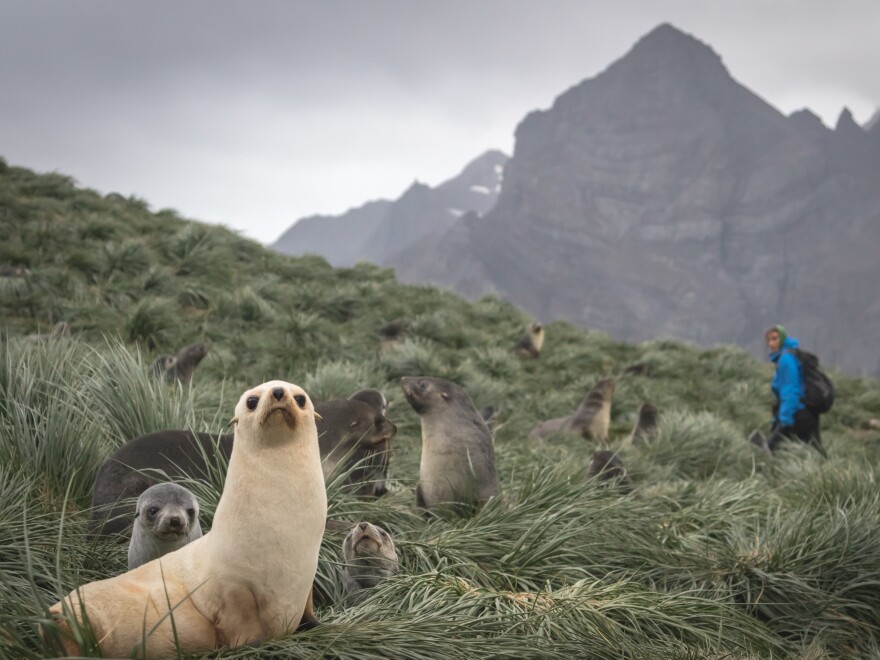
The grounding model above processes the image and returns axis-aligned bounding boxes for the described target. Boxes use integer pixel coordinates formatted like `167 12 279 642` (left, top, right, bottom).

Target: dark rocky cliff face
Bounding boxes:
392 23 880 374
270 150 507 267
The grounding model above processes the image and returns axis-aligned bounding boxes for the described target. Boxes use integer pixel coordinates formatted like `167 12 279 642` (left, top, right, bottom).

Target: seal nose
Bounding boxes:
168 516 181 529
272 387 284 401
358 522 368 531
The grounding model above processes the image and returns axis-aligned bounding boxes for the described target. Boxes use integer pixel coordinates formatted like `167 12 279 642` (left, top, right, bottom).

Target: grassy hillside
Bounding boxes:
2 157 880 658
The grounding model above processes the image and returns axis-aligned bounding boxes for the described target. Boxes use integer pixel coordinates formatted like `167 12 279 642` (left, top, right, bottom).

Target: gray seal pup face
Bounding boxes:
342 521 399 590
134 482 200 543
128 482 204 569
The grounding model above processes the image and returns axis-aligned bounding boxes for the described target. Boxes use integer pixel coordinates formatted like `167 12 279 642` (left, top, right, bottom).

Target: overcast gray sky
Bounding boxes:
1 1 877 244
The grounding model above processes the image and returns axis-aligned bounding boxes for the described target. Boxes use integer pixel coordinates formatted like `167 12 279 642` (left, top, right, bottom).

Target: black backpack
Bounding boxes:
790 348 835 414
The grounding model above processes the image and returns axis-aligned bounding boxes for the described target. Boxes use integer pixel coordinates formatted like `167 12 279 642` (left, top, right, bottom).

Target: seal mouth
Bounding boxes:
155 528 187 540
352 535 382 556
263 404 297 428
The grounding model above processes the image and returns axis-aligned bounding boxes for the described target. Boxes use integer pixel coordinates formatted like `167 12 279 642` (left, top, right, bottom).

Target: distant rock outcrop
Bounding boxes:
271 150 508 267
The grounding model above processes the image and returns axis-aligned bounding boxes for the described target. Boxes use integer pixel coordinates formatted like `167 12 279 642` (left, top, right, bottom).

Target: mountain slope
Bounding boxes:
271 149 508 267
392 24 880 375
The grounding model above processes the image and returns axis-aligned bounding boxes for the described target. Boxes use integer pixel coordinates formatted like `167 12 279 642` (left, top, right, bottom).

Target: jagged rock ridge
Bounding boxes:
271 150 508 267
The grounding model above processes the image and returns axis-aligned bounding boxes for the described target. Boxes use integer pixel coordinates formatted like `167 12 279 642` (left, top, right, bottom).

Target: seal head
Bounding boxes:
128 482 203 570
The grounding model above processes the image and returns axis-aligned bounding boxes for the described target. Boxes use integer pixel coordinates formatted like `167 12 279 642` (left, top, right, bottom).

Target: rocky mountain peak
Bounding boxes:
603 22 729 82
789 108 828 134
865 108 880 133
835 106 863 135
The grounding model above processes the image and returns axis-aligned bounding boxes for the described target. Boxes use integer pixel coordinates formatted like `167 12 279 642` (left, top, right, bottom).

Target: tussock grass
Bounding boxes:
2 161 880 657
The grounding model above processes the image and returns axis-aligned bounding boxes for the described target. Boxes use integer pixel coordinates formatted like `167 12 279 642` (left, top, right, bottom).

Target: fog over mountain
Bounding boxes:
273 24 880 375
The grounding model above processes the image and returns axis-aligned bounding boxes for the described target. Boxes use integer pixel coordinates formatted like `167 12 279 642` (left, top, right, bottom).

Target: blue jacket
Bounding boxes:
769 336 805 427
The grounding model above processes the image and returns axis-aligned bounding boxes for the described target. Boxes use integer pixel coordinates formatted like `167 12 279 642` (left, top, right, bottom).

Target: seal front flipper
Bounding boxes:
296 587 320 631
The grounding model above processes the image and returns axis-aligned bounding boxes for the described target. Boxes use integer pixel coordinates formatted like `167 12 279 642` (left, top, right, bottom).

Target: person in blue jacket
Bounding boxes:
764 325 826 456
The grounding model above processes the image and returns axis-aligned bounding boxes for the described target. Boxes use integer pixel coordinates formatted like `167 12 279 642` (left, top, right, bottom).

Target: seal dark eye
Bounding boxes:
187 508 196 519
294 394 306 408
246 396 259 411
147 506 159 517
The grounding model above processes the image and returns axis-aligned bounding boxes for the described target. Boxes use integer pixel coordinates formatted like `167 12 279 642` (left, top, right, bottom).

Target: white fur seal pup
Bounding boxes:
341 521 399 605
400 376 497 514
47 380 327 657
512 321 544 358
127 483 203 570
529 379 615 445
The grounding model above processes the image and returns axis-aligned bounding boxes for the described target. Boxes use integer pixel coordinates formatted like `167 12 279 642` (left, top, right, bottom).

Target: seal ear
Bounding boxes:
313 411 323 422
229 416 239 427
441 391 450 401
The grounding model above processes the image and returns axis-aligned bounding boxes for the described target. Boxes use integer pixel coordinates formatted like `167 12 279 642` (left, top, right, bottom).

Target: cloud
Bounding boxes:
1 1 877 242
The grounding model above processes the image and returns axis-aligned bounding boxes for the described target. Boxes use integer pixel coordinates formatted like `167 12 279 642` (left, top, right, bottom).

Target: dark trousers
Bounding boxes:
769 407 826 457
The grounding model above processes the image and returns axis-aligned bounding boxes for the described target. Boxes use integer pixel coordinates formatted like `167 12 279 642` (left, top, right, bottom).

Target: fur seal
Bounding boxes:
587 450 633 492
377 317 412 348
748 430 772 456
317 398 396 498
479 405 499 431
341 521 399 605
128 482 203 570
400 376 497 514
149 354 176 380
623 362 651 377
348 388 388 417
47 380 327 657
629 403 659 446
149 343 209 384
529 379 615 444
1 264 31 277
90 395 395 536
512 321 544 358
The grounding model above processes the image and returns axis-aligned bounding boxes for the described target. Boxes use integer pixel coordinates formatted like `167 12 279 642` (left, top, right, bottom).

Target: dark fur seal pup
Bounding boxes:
0 264 31 277
317 398 396 498
377 317 412 348
90 430 228 537
630 403 659 446
128 483 203 570
623 362 651 377
587 450 633 492
479 405 499 431
400 376 497 514
349 388 388 417
512 322 544 358
341 521 399 605
529 379 615 444
748 430 772 456
149 354 176 379
48 380 326 657
91 396 396 536
167 342 209 384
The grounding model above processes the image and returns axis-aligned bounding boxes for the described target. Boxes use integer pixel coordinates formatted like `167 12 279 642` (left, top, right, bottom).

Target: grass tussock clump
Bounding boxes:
2 161 880 657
